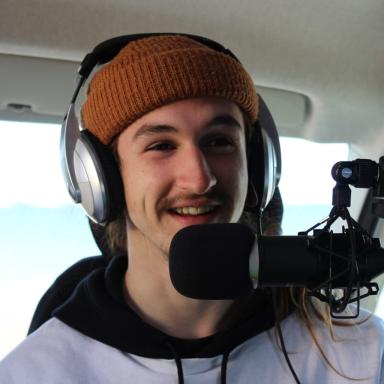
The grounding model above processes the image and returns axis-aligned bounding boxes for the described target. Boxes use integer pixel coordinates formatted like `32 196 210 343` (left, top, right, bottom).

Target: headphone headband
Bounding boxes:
78 33 239 80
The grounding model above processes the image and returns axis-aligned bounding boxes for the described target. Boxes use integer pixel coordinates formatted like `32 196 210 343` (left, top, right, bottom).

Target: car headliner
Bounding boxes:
0 0 383 158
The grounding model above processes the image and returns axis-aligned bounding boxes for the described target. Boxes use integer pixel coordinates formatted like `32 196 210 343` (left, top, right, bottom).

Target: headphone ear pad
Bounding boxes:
245 122 264 211
74 130 125 224
245 95 281 212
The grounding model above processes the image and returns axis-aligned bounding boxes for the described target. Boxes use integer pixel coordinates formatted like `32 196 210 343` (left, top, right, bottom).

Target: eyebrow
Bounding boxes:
206 115 243 130
133 114 243 141
133 124 178 141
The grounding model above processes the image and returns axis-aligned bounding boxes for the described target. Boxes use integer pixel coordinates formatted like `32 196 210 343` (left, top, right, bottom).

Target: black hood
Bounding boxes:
54 255 276 359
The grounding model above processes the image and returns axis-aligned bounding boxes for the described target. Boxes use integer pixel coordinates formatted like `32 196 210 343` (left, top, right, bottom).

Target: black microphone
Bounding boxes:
169 223 384 300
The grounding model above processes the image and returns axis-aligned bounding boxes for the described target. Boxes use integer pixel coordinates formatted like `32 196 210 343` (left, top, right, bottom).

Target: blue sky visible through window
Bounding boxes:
0 120 368 359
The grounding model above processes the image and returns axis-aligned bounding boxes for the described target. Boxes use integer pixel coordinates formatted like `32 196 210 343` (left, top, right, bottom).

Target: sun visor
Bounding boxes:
0 53 310 132
0 54 79 124
258 87 309 137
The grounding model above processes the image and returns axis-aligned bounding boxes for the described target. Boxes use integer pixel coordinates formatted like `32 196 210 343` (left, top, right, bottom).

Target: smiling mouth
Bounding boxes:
171 206 217 216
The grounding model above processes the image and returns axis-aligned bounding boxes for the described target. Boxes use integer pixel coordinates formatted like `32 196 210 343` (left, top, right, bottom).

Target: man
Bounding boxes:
1 34 383 383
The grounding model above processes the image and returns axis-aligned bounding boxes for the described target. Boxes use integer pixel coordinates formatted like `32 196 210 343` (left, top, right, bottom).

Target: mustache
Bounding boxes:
162 187 232 209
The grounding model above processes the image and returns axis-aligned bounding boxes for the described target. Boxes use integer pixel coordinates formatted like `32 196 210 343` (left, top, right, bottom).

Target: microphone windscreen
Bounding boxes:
169 223 255 300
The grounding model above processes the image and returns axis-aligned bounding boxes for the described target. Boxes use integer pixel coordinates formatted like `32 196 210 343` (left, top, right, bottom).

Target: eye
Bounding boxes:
146 141 175 152
204 136 235 153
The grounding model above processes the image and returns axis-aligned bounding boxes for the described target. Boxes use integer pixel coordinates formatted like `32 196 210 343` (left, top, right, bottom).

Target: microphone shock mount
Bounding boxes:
298 157 384 318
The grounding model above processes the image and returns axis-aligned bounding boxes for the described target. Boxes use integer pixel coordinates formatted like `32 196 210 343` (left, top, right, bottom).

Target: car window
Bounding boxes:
0 120 99 358
0 120 378 359
280 137 349 234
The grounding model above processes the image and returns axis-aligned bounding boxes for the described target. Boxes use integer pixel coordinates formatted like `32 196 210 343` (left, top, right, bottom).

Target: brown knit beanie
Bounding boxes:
81 35 259 145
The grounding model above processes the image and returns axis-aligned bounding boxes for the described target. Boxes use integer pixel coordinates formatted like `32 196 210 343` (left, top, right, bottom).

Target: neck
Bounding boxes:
124 230 233 339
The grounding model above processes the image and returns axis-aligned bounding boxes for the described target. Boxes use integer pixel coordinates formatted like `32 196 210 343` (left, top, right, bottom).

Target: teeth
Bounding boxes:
175 206 215 216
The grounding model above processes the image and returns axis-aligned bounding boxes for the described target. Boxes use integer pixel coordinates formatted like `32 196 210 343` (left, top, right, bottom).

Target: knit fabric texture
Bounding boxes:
81 35 259 145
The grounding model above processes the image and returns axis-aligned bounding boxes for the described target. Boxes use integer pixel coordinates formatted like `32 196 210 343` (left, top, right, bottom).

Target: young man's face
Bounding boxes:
117 97 249 255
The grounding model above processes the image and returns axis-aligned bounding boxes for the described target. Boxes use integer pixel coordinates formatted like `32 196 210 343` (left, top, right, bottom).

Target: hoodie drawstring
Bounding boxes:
166 341 231 384
166 341 184 384
220 350 230 384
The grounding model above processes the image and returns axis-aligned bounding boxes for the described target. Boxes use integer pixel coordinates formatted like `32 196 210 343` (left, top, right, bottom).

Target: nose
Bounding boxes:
176 146 217 194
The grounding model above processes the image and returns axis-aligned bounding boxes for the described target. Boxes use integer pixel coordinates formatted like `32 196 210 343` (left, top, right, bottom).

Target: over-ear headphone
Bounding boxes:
60 33 281 225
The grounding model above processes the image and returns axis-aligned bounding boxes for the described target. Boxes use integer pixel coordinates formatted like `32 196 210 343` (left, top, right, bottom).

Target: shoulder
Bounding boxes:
284 307 384 381
0 317 180 384
231 308 384 383
0 318 106 383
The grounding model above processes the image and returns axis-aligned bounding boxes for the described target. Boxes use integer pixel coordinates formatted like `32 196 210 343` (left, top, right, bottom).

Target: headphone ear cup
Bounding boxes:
246 95 281 212
73 130 124 224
